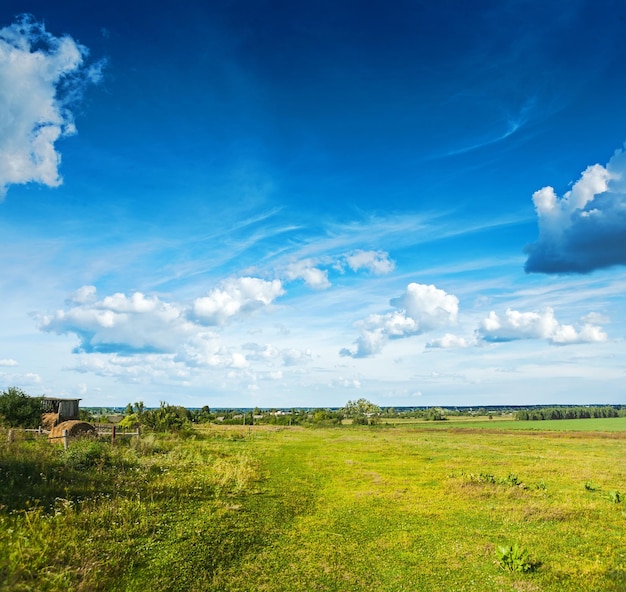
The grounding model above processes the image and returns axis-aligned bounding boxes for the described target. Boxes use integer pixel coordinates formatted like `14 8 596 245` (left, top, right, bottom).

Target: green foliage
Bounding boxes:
303 409 343 427
516 405 620 421
140 402 191 432
342 398 381 426
460 472 527 488
120 401 192 432
62 439 110 469
608 490 622 504
424 407 447 421
496 543 536 572
118 413 140 429
190 405 214 423
78 408 95 422
0 387 43 428
341 398 381 417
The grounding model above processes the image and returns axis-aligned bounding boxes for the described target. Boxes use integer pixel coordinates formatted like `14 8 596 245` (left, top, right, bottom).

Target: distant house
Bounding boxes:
42 397 81 423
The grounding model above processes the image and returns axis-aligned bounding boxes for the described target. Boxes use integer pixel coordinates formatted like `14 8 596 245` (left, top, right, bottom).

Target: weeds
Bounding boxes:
608 490 622 504
62 439 110 469
496 543 537 573
459 471 527 489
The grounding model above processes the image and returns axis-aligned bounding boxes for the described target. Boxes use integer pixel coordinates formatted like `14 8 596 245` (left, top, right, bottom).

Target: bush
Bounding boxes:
63 440 111 469
140 402 192 433
0 387 43 428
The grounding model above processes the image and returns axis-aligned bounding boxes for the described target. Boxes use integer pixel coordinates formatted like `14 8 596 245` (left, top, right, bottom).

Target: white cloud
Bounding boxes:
193 277 284 325
477 307 607 345
279 250 394 291
284 260 330 289
0 371 42 386
37 282 310 385
426 333 469 349
0 358 18 367
175 331 235 368
525 146 626 273
581 311 609 325
334 377 361 388
390 283 459 331
72 353 191 384
241 342 312 367
344 250 395 275
40 287 194 354
341 283 459 357
69 285 97 304
0 15 103 198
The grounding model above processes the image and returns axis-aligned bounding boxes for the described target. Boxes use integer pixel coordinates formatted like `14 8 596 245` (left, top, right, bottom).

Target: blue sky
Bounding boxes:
1 1 626 408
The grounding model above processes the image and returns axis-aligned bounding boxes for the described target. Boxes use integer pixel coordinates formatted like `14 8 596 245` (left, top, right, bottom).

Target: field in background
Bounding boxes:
1 421 625 591
384 415 626 431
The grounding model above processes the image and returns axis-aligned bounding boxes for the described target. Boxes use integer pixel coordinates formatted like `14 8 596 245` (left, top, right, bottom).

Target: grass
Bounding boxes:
1 423 625 591
384 415 626 431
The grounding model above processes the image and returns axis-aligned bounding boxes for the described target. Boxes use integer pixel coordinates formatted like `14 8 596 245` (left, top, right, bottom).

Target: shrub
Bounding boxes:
0 387 43 428
139 402 192 433
63 440 111 469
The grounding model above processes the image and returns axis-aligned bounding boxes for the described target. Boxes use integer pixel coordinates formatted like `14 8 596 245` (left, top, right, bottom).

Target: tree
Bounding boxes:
425 407 446 421
341 398 381 426
341 398 381 417
140 402 191 432
0 387 43 428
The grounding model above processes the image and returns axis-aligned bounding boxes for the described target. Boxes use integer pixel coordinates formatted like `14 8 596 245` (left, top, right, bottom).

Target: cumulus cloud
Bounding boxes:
343 250 395 275
69 285 97 304
0 358 18 366
390 283 459 331
525 147 626 273
38 281 297 382
0 15 103 198
40 288 194 354
284 260 330 289
341 283 459 357
477 307 607 345
192 277 284 325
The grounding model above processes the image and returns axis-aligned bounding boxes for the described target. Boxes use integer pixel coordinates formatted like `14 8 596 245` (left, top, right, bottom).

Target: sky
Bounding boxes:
1 0 626 408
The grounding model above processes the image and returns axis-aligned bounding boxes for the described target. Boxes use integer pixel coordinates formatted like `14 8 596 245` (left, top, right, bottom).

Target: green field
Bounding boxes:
384 415 626 431
1 422 625 591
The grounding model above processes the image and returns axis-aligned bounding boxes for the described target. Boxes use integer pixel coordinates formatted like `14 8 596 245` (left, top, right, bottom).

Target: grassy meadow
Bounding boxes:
1 421 625 591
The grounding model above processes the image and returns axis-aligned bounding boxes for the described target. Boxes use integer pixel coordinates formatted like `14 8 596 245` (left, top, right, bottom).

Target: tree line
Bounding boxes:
515 406 624 421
